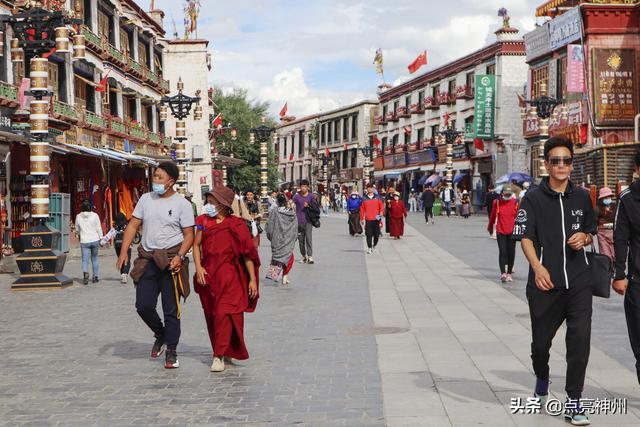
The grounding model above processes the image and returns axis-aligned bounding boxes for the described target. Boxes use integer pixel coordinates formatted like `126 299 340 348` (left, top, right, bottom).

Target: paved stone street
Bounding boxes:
1 212 639 426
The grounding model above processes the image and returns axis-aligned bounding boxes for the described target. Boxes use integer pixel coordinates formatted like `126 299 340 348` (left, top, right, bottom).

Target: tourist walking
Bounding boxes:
244 190 264 248
596 187 616 262
360 183 384 254
293 179 317 264
461 190 471 219
75 199 103 285
347 191 363 236
384 186 395 234
265 193 298 286
487 185 519 283
117 161 195 369
193 186 260 372
455 188 463 217
440 186 454 218
513 137 596 425
408 192 417 212
612 152 640 384
422 185 436 224
321 192 330 216
388 192 407 239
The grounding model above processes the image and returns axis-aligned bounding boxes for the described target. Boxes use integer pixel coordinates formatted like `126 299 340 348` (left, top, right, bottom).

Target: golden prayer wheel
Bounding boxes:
55 27 70 53
30 100 49 134
10 38 24 63
177 164 186 183
174 142 186 159
31 184 50 219
73 34 86 60
159 105 168 121
30 141 50 176
176 121 186 138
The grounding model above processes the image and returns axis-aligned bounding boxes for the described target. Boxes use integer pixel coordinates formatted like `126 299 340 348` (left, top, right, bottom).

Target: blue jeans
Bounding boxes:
443 201 452 217
80 241 100 277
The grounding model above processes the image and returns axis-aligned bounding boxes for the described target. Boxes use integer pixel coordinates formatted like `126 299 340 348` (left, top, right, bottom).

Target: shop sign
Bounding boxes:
0 107 13 131
384 154 396 168
592 48 637 126
452 144 468 160
523 116 541 138
407 149 436 165
567 45 585 93
64 126 78 145
474 75 495 139
549 6 581 51
200 175 207 185
392 152 407 167
77 128 102 148
524 23 550 61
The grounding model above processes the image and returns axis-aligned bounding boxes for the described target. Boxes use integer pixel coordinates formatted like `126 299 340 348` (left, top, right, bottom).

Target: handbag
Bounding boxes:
587 245 612 298
265 262 283 282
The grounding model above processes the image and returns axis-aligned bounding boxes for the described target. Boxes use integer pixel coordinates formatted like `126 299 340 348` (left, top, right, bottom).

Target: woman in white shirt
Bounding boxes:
75 200 103 285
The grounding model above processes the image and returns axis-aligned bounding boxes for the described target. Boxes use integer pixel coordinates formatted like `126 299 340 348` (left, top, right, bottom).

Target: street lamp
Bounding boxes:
520 82 560 180
250 118 275 201
3 2 84 290
437 126 462 189
359 145 374 190
159 77 201 194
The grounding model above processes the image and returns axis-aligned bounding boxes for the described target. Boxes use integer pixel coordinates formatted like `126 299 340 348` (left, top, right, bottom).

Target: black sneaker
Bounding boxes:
151 337 165 358
92 276 99 283
165 349 179 369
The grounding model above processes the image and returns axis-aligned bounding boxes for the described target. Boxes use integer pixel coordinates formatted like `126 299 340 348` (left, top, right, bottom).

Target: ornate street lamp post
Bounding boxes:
159 77 201 194
4 2 85 290
359 145 374 190
437 126 462 189
520 82 561 181
250 118 275 202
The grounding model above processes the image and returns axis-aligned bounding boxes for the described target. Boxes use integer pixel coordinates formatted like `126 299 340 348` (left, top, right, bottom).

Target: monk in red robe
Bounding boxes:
389 192 407 239
193 186 260 372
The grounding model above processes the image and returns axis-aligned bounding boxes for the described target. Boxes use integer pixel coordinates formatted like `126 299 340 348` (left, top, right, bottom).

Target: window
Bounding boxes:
343 117 348 140
417 128 424 142
531 64 549 99
123 96 137 121
48 63 59 100
98 9 112 43
382 137 387 151
405 96 411 108
431 85 438 98
465 116 474 134
334 120 339 141
557 56 567 101
392 134 399 147
283 137 287 159
120 29 130 57
393 100 399 113
342 150 348 168
298 130 305 156
299 165 303 182
351 149 357 168
351 115 357 139
448 79 456 95
83 0 91 27
319 124 324 145
486 63 496 75
418 91 425 106
431 125 439 141
404 132 410 145
328 122 332 142
382 104 388 117
466 72 475 88
142 104 153 130
74 77 87 110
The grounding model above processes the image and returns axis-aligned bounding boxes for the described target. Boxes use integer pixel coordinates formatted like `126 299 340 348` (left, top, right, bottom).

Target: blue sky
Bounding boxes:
156 0 543 117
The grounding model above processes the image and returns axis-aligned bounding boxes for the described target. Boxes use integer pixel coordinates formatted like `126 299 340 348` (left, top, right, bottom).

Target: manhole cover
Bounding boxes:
347 326 409 336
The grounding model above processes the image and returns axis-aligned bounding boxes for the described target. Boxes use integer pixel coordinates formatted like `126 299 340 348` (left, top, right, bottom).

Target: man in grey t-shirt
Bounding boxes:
117 161 194 369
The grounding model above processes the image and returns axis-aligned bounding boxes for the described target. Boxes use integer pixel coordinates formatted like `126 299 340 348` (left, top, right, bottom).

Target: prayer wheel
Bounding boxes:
30 142 49 176
0 31 4 57
30 184 49 219
55 27 70 53
29 100 49 135
29 58 49 95
10 38 23 63
177 164 186 184
159 105 168 121
176 121 186 138
174 142 186 159
73 34 86 60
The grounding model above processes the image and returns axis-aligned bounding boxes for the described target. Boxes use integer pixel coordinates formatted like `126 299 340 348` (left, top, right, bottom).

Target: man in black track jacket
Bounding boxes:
513 137 596 425
612 151 640 384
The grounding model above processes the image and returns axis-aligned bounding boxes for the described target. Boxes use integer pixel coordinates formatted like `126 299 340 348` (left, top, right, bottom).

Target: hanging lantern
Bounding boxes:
30 99 50 134
73 34 86 60
10 38 23 63
29 57 49 96
176 120 186 138
193 104 202 120
159 104 168 121
55 27 71 53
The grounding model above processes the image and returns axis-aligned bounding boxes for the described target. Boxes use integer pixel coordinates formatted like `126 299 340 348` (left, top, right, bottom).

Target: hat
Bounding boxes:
598 187 614 200
206 186 235 208
462 190 468 195
502 184 513 194
184 191 193 199
523 181 530 189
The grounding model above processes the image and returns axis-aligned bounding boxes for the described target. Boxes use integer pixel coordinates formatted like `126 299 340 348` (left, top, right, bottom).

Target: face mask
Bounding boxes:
152 182 167 195
602 199 613 206
394 196 400 201
351 195 357 199
503 195 512 200
204 203 218 217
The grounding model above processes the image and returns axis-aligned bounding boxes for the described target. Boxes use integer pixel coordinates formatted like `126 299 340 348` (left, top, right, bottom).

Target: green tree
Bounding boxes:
213 88 280 192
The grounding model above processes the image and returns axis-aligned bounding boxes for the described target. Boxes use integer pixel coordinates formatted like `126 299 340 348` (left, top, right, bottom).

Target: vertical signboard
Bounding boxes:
592 48 637 126
567 44 585 93
474 75 495 139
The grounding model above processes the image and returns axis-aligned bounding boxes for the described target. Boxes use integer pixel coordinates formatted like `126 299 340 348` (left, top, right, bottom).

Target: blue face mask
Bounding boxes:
602 199 613 206
204 203 218 217
152 182 167 195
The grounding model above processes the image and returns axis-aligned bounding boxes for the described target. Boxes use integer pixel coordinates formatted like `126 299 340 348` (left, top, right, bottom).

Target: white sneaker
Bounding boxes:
299 257 308 264
282 275 290 285
210 356 225 372
373 246 378 253
307 257 315 264
121 273 128 284
367 248 373 254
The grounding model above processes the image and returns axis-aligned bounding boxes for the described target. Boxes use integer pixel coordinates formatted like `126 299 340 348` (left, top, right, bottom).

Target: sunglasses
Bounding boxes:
548 156 573 166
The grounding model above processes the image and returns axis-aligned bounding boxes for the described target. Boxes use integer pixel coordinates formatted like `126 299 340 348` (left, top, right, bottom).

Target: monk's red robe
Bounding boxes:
194 215 260 359
389 200 407 237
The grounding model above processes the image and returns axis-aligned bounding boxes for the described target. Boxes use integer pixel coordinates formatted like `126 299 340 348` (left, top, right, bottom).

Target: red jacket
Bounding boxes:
488 197 519 235
389 200 407 218
360 195 384 221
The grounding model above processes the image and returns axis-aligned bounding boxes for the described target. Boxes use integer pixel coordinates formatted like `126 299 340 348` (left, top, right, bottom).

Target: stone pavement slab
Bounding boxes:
366 220 640 427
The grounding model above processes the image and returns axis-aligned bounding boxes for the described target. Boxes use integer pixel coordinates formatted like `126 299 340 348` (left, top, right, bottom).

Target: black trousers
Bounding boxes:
114 241 131 274
496 233 516 274
135 262 180 348
527 282 592 399
424 206 433 222
365 220 380 249
624 279 640 384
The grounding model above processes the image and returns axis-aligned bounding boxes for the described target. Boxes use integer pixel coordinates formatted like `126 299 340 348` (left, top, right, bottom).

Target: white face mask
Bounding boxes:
204 203 218 217
503 194 513 200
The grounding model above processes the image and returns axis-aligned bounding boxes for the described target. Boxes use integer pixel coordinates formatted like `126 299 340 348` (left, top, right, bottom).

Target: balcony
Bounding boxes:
407 142 419 152
148 132 161 145
385 111 396 122
105 42 126 66
409 103 424 115
0 81 18 106
147 69 159 86
109 117 127 135
163 136 172 147
161 79 170 93
129 124 147 141
397 106 410 118
374 115 384 125
84 110 107 129
383 146 393 155
456 85 475 100
127 57 144 79
394 144 406 154
81 25 103 54
424 96 439 110
52 101 79 122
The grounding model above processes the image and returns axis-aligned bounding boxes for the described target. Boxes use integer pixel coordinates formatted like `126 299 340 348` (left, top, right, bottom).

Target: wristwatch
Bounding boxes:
177 253 186 262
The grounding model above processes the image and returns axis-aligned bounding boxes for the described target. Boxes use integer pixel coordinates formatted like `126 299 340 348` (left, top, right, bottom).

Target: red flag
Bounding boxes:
373 135 380 146
279 102 288 118
289 152 294 161
18 78 30 110
96 70 111 93
516 93 527 108
403 125 412 134
474 138 485 151
325 147 330 156
212 113 222 128
408 50 427 74
443 112 450 127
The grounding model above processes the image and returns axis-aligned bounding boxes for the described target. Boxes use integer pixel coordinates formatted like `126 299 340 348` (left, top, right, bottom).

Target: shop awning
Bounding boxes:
105 148 159 166
59 143 127 164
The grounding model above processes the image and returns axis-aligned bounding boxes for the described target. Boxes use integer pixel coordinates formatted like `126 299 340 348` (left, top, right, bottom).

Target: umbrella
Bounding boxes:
424 174 442 186
453 172 468 184
496 172 533 185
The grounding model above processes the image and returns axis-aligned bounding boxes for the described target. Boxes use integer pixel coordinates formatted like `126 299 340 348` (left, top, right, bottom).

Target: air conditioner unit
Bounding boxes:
192 145 204 160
